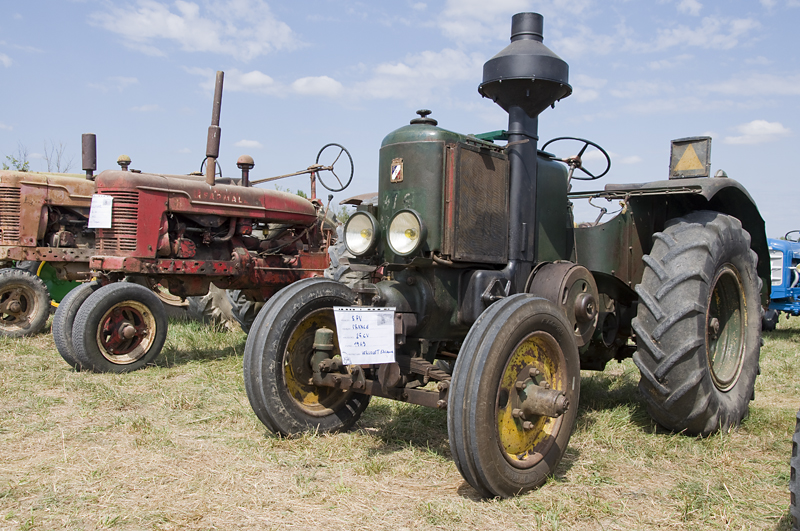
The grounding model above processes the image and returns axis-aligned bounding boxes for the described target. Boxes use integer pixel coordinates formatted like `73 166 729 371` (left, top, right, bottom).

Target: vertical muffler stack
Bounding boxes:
82 133 97 179
479 13 571 289
205 71 224 186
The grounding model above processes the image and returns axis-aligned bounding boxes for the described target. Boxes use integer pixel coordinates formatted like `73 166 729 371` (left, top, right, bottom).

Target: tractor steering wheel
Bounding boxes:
315 143 354 192
542 136 611 180
786 230 800 243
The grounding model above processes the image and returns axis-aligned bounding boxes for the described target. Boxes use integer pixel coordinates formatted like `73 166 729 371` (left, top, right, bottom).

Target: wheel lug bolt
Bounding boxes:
8 301 20 313
522 421 534 430
539 381 550 389
529 368 540 377
512 408 524 419
515 380 526 391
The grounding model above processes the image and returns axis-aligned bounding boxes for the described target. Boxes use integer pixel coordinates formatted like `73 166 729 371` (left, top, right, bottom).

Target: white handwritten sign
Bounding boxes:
333 307 396 365
87 194 114 229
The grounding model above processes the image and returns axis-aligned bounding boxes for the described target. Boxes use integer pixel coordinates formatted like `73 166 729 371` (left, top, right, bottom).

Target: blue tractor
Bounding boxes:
764 230 800 331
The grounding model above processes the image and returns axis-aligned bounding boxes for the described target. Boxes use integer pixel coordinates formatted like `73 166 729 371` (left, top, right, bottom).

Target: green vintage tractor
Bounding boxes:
243 12 768 497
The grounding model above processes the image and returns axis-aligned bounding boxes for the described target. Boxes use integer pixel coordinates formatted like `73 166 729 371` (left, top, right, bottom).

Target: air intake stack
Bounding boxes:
479 13 570 289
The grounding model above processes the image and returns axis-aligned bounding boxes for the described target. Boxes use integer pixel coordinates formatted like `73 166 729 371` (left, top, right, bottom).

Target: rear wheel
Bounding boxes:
791 408 800 530
243 278 369 434
72 282 168 373
0 268 51 337
448 294 580 498
632 211 761 435
52 281 101 369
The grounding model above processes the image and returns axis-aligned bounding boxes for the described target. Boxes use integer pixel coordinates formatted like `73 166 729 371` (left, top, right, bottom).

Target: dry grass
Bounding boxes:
1 316 798 530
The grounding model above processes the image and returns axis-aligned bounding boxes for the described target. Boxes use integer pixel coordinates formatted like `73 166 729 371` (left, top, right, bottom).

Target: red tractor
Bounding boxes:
55 72 353 373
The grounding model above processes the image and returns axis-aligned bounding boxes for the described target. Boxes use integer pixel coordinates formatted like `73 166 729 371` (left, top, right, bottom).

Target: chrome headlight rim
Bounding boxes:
344 211 379 256
388 209 426 257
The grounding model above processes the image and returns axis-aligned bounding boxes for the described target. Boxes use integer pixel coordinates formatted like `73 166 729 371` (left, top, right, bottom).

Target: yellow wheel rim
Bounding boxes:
496 331 567 469
283 308 351 416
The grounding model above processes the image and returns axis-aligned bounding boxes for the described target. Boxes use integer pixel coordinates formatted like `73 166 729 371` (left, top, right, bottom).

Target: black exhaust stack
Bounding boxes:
479 13 570 290
82 133 97 179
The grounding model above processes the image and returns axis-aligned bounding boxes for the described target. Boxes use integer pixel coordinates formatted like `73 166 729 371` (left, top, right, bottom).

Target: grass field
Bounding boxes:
1 315 798 530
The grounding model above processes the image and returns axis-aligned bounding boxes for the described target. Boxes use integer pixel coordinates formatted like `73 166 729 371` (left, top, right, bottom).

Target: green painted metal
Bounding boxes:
37 261 80 304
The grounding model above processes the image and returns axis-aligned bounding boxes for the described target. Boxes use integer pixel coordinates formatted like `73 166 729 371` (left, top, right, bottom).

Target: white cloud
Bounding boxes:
570 74 607 103
619 155 643 164
745 56 772 65
130 104 160 112
677 0 702 16
177 147 192 154
760 0 777 7
723 120 790 144
701 73 800 96
89 0 299 62
652 17 760 50
647 54 693 70
411 2 427 10
234 139 263 149
0 123 12 131
554 25 617 57
291 76 344 98
437 0 531 44
355 48 485 101
0 53 11 67
186 67 281 95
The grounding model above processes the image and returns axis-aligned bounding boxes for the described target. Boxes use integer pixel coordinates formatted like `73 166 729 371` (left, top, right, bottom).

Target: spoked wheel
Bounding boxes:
0 268 51 337
52 281 101 369
632 211 761 435
448 294 580 498
72 282 168 373
243 278 369 434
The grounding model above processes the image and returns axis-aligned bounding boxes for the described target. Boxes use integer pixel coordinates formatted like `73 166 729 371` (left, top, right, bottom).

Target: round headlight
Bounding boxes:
388 209 425 256
344 212 379 256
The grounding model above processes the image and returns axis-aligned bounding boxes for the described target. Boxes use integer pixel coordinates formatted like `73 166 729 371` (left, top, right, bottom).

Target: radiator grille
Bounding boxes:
98 190 139 253
448 145 509 263
0 187 21 244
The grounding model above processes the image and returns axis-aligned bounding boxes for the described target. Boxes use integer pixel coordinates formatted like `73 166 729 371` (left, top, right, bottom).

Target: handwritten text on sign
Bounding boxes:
333 307 396 365
87 194 114 229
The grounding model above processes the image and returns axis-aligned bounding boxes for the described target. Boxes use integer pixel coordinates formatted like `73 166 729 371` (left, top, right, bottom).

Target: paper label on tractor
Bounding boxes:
333 307 396 365
87 194 114 229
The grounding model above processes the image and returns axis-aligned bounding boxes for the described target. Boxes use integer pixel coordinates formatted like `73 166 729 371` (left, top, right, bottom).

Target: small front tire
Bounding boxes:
0 268 51 337
72 282 168 373
52 281 101 369
243 278 369 435
448 294 581 498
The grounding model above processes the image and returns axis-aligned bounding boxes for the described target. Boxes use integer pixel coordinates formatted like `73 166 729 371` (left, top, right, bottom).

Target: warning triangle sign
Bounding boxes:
674 144 704 172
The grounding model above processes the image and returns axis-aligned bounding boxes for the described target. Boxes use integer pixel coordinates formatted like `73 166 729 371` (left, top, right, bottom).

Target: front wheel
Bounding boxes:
0 268 51 337
448 294 581 498
243 278 369 434
52 281 101 369
632 211 761 435
72 282 168 373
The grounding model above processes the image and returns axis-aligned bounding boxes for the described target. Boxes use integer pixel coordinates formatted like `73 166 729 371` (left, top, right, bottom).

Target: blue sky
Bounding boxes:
1 0 798 236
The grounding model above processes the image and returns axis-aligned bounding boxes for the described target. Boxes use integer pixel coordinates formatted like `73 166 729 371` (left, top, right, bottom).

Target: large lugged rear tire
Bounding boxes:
448 294 580 498
243 278 369 435
632 211 761 435
72 282 168 373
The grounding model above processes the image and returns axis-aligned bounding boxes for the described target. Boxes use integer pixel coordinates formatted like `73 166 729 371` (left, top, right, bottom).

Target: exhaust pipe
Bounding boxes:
82 133 97 179
205 71 224 186
479 13 571 290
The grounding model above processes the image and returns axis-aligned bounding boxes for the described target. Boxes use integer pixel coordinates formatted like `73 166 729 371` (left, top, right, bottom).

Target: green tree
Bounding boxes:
2 142 30 171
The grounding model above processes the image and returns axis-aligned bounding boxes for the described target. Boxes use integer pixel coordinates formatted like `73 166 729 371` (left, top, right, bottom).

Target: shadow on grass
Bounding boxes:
764 328 800 342
358 399 450 457
577 372 656 433
154 319 246 368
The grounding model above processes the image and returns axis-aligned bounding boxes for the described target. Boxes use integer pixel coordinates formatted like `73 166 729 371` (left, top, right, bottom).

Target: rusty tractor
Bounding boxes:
242 13 769 497
0 139 101 338
56 71 352 373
